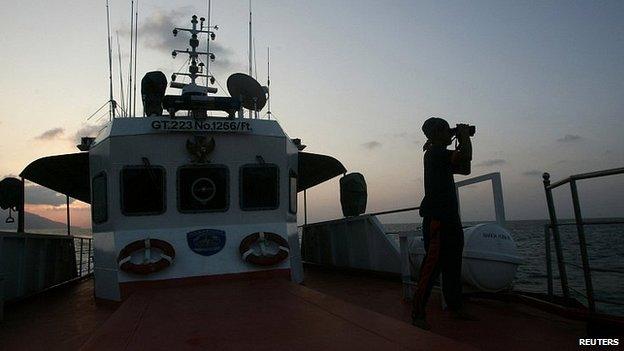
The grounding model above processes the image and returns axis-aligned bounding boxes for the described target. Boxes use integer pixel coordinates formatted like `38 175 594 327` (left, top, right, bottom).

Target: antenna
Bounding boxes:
206 0 211 87
133 0 139 117
248 0 253 118
171 15 218 94
227 73 266 112
116 32 126 116
248 0 252 78
253 37 259 118
253 38 258 80
128 0 134 117
105 0 115 120
266 46 272 120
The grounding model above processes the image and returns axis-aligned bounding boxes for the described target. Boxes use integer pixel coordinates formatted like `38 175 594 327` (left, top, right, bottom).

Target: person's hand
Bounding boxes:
456 124 471 141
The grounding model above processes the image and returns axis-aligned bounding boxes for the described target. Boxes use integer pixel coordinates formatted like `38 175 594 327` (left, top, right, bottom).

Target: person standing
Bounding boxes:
412 117 476 330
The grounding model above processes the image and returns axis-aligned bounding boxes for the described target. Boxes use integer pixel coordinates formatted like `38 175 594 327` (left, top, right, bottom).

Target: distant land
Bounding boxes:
0 211 73 231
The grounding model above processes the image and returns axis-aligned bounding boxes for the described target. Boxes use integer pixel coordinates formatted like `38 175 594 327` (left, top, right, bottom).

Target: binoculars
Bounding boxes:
450 125 476 137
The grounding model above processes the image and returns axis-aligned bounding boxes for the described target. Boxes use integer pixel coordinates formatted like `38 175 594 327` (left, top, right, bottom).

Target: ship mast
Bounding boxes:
105 0 115 120
133 0 139 117
171 15 219 116
128 0 134 117
248 0 253 118
205 0 212 87
266 46 272 120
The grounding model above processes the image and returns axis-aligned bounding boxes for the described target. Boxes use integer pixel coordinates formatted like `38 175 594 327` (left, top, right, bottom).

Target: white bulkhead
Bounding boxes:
89 116 303 301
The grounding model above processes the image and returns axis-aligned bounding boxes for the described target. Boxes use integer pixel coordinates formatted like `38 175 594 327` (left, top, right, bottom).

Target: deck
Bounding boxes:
0 266 588 350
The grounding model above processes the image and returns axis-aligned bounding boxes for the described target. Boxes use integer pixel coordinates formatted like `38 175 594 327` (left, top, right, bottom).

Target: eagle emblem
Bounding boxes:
186 136 215 163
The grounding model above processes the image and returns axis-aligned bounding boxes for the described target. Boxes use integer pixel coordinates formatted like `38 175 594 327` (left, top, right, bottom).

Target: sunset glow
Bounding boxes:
1 1 623 229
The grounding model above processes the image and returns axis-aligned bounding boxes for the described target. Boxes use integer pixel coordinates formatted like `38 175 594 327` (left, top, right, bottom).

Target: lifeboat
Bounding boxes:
409 223 522 292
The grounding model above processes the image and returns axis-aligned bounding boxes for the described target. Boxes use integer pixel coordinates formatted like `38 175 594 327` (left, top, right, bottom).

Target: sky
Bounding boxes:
0 0 623 228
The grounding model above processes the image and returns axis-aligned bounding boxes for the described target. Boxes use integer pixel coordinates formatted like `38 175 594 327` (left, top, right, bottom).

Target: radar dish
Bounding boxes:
227 73 267 111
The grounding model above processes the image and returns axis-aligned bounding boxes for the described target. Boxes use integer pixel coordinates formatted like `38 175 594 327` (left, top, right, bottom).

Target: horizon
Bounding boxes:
1 1 622 227
4 211 624 231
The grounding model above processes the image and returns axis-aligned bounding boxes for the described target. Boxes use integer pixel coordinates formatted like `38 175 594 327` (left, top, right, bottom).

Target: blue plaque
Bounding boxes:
186 229 226 256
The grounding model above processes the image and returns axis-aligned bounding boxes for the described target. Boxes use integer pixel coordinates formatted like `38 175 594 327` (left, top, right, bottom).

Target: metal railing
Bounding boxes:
298 206 421 229
73 236 94 278
302 172 506 231
543 167 624 313
0 232 93 311
455 172 506 226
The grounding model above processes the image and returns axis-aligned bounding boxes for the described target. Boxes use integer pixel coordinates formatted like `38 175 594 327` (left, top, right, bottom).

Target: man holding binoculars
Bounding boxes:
412 117 476 330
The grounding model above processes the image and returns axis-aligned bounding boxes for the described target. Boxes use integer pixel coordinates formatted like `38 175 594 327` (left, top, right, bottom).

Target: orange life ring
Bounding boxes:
239 232 289 266
117 238 175 275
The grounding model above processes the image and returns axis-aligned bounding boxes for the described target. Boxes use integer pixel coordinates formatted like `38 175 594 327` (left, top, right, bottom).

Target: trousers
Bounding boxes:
412 216 464 317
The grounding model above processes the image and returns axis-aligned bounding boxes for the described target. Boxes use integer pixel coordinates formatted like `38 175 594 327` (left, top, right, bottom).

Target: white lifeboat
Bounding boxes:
408 223 522 292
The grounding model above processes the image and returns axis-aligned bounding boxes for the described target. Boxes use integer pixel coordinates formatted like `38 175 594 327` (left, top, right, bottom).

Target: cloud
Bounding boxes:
557 134 582 143
476 159 506 167
362 141 382 150
35 127 64 140
73 124 105 143
124 8 237 70
522 170 542 176
25 184 75 206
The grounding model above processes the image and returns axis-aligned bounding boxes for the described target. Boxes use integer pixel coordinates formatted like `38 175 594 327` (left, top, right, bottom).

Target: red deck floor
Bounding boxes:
0 278 115 350
80 278 472 351
303 266 587 351
0 267 590 350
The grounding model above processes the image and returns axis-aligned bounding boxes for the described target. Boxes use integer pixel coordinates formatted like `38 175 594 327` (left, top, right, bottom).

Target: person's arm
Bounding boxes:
451 124 472 175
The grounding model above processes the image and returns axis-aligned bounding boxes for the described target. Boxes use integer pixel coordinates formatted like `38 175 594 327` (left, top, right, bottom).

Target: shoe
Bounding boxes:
412 314 431 330
450 309 479 321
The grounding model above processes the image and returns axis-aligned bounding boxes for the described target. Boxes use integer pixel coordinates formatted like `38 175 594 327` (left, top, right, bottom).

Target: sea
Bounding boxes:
27 220 623 316
384 219 624 316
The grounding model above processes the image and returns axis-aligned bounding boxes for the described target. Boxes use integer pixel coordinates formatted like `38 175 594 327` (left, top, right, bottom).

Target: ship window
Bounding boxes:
91 172 108 223
289 170 297 214
178 165 229 213
121 166 166 216
240 164 279 211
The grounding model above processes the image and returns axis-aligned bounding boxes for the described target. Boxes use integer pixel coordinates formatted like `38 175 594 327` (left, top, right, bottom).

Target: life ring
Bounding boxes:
117 238 176 275
239 232 289 266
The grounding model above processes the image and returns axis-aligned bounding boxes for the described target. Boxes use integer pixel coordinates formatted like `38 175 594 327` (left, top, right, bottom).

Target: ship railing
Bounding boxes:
299 172 507 304
361 172 507 235
0 232 93 321
73 235 94 278
542 167 624 314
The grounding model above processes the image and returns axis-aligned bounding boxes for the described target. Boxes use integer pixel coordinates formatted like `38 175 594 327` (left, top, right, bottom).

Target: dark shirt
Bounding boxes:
419 145 460 222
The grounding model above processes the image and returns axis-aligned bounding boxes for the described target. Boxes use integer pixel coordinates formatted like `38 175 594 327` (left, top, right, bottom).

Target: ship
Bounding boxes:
1 11 623 351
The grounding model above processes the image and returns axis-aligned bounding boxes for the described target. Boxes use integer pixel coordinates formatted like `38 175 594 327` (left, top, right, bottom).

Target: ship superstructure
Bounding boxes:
87 15 335 301
14 15 345 302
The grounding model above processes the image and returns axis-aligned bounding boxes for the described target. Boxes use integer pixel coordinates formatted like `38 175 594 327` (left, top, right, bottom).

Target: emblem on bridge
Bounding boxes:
186 136 215 163
187 229 226 256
